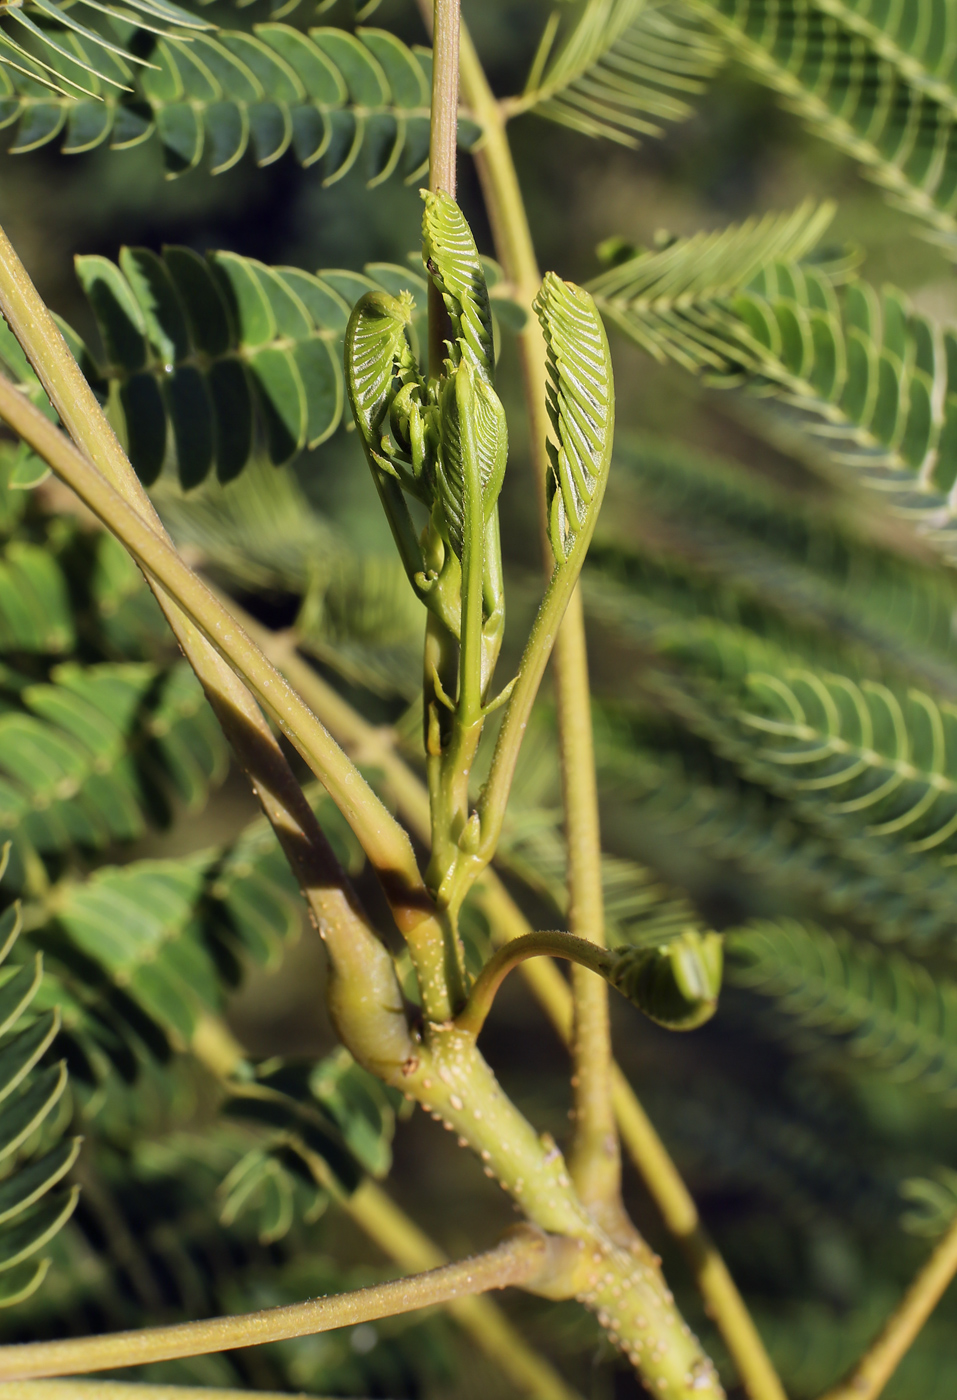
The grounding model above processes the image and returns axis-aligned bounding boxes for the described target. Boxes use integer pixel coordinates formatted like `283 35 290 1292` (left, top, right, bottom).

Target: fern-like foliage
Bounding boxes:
728 918 957 1098
681 0 957 252
0 0 208 99
0 23 480 181
0 898 78 1309
587 201 841 370
594 434 957 700
20 247 520 486
589 213 957 562
61 248 430 484
513 0 724 145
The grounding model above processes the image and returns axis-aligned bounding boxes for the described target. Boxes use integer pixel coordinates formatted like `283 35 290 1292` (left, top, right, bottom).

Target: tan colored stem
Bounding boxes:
0 1232 553 1381
0 370 449 1022
348 1182 581 1400
0 222 429 1042
819 1215 957 1400
553 588 619 1221
0 1386 312 1399
428 0 461 375
243 616 784 1400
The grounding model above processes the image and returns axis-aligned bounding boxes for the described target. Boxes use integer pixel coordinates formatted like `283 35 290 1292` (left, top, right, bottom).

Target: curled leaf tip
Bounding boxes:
610 930 723 1030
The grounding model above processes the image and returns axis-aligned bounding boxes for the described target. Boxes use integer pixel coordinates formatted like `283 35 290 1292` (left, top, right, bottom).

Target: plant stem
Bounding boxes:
185 998 579 1400
0 223 429 1043
0 1386 310 1399
819 1214 957 1400
222 604 781 1399
0 1232 553 1381
428 0 460 376
552 589 619 1223
454 19 621 1227
347 1182 582 1400
456 931 615 1037
0 371 452 1022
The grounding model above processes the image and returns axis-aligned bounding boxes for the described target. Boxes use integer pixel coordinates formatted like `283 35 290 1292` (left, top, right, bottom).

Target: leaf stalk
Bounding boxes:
818 1213 957 1400
0 1230 555 1380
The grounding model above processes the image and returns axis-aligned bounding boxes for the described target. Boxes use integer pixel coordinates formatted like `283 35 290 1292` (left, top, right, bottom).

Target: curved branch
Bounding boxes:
819 1214 957 1400
0 1230 554 1381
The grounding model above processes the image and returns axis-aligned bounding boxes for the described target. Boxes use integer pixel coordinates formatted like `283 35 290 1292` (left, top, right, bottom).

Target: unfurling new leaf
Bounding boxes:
422 190 495 380
534 271 615 563
436 358 508 560
609 929 724 1030
345 290 418 468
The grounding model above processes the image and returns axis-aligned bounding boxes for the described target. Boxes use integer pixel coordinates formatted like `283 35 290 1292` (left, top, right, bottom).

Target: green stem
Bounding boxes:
222 596 783 1400
207 599 733 1388
819 1214 957 1400
347 1182 582 1400
0 1232 554 1380
185 1005 581 1400
0 373 452 1021
456 930 615 1037
454 21 621 1224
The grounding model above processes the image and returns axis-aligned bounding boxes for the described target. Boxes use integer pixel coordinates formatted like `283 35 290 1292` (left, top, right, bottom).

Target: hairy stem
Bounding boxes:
347 1182 582 1400
222 602 776 1398
819 1214 957 1400
0 1231 554 1380
453 20 620 1226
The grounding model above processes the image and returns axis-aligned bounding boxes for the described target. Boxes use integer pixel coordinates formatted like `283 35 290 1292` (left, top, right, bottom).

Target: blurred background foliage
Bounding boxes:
2 0 957 1396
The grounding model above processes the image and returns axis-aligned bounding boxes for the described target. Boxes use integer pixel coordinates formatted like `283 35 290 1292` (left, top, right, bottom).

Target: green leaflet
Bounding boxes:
422 190 495 380
0 22 482 183
587 209 957 562
534 271 614 563
728 919 957 1099
345 289 418 460
65 248 426 485
682 0 957 253
47 814 304 1047
0 903 79 1307
901 1167 957 1237
518 0 725 146
0 0 209 100
587 201 838 370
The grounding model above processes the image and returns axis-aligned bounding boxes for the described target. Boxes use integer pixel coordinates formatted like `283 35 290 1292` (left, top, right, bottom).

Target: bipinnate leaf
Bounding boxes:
59 248 429 485
729 919 957 1099
534 272 615 563
422 190 495 381
609 928 724 1029
0 21 478 185
520 0 724 148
